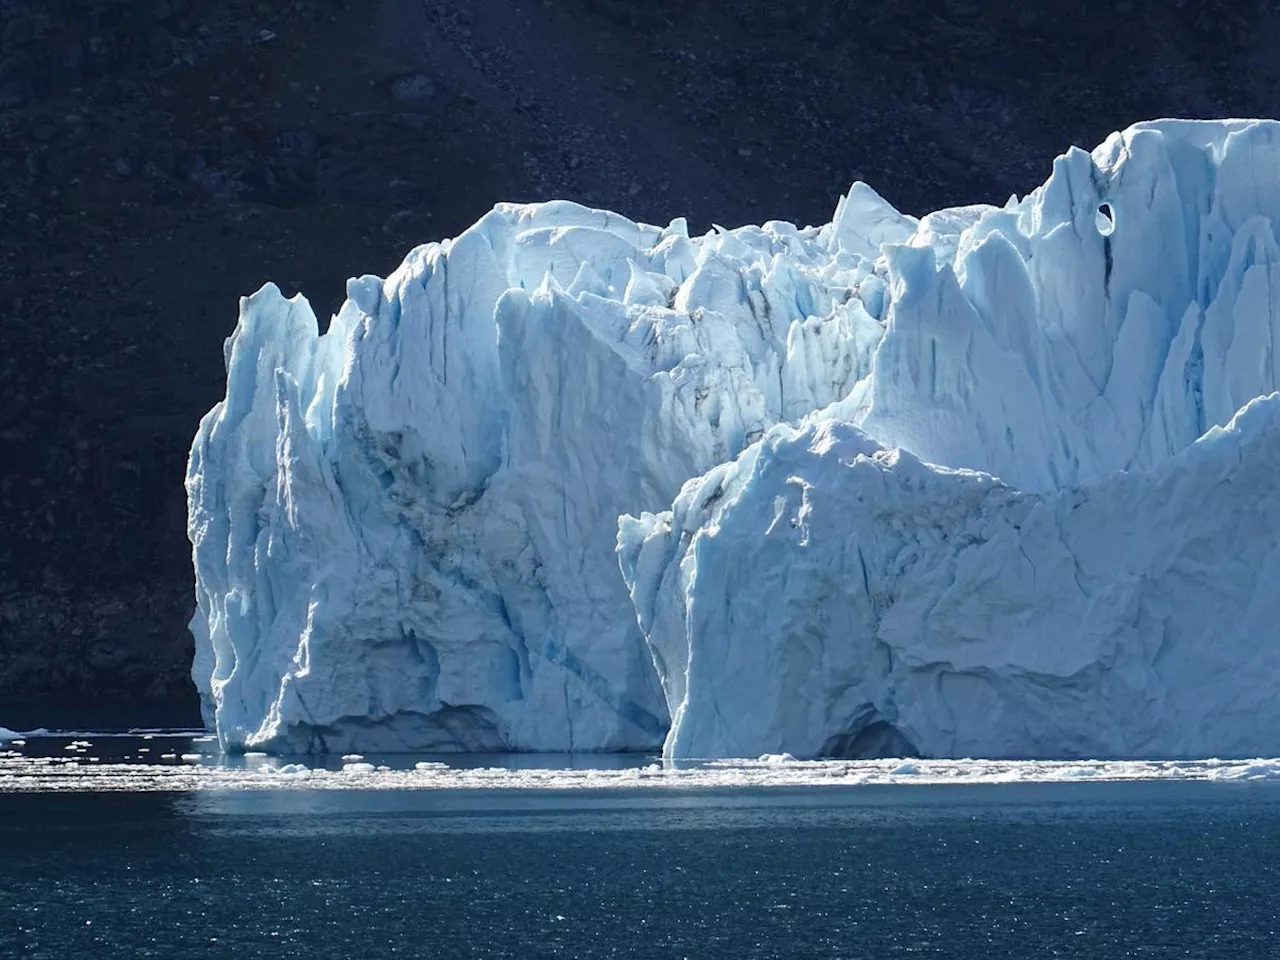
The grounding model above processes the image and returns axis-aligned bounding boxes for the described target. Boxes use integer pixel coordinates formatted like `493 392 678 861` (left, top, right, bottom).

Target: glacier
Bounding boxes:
187 194 903 752
191 118 1280 758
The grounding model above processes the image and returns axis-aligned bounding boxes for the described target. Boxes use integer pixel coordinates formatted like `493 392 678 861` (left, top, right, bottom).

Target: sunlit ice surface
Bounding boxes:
4 729 1280 793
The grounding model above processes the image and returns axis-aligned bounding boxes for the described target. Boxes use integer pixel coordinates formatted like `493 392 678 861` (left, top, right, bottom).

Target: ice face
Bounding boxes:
192 118 1280 758
619 400 1280 759
188 197 893 752
836 120 1280 493
619 119 1280 759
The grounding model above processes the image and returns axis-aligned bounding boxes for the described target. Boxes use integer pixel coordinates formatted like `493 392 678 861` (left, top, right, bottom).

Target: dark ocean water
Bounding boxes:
3 779 1279 959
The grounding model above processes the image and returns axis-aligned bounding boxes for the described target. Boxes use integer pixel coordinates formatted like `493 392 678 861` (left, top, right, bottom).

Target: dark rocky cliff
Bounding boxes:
2 0 1276 723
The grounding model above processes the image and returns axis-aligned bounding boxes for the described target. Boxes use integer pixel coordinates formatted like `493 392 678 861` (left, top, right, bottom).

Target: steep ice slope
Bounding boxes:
619 402 1280 760
193 118 1280 757
619 119 1280 759
845 119 1280 491
188 197 904 752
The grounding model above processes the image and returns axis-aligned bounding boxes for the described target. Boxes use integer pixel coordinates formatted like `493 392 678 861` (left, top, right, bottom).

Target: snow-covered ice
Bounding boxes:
191 119 1280 759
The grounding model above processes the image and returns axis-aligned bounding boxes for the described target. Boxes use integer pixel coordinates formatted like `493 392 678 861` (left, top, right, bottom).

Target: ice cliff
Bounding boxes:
191 118 1280 757
188 196 902 751
619 404 1280 760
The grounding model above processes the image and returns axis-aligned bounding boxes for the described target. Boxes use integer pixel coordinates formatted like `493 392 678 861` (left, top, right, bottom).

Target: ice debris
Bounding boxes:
2 752 1280 793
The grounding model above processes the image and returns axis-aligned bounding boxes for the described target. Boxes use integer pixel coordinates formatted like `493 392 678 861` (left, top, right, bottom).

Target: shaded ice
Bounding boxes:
189 194 896 752
622 120 1280 759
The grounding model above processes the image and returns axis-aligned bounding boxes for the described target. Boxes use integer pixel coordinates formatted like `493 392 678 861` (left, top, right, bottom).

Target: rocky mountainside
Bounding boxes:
2 0 1277 723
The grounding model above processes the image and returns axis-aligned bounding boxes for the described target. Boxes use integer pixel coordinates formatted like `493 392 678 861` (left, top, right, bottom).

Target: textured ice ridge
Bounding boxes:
189 192 907 752
620 399 1280 759
191 118 1280 757
621 118 1280 759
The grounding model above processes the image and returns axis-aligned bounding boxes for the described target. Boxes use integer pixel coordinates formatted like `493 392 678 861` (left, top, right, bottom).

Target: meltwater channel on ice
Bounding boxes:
184 118 1280 762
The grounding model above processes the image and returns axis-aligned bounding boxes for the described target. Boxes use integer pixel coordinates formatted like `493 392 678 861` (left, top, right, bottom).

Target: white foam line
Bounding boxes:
0 727 208 742
1 756 1280 793
1 728 207 740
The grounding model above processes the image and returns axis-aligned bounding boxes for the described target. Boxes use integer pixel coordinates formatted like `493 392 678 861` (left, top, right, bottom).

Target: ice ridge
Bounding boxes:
189 196 899 752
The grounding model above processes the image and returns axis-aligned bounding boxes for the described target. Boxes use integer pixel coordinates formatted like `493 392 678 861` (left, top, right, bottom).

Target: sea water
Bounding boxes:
1 734 1279 958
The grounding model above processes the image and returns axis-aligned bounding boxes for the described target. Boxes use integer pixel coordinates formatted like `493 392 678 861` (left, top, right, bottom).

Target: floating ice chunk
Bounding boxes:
0 728 16 742
1213 761 1280 781
1062 766 1100 779
6 753 1280 792
342 762 377 775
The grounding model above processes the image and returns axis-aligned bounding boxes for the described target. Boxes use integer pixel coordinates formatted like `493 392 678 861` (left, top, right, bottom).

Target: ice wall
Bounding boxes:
620 119 1280 758
188 199 898 752
619 402 1280 759
191 118 1280 758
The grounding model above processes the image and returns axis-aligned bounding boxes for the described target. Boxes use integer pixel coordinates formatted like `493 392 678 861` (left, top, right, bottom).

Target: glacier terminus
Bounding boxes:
188 119 1280 759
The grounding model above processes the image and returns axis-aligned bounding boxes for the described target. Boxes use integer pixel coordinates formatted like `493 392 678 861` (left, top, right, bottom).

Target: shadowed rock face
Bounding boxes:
3 0 1279 721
